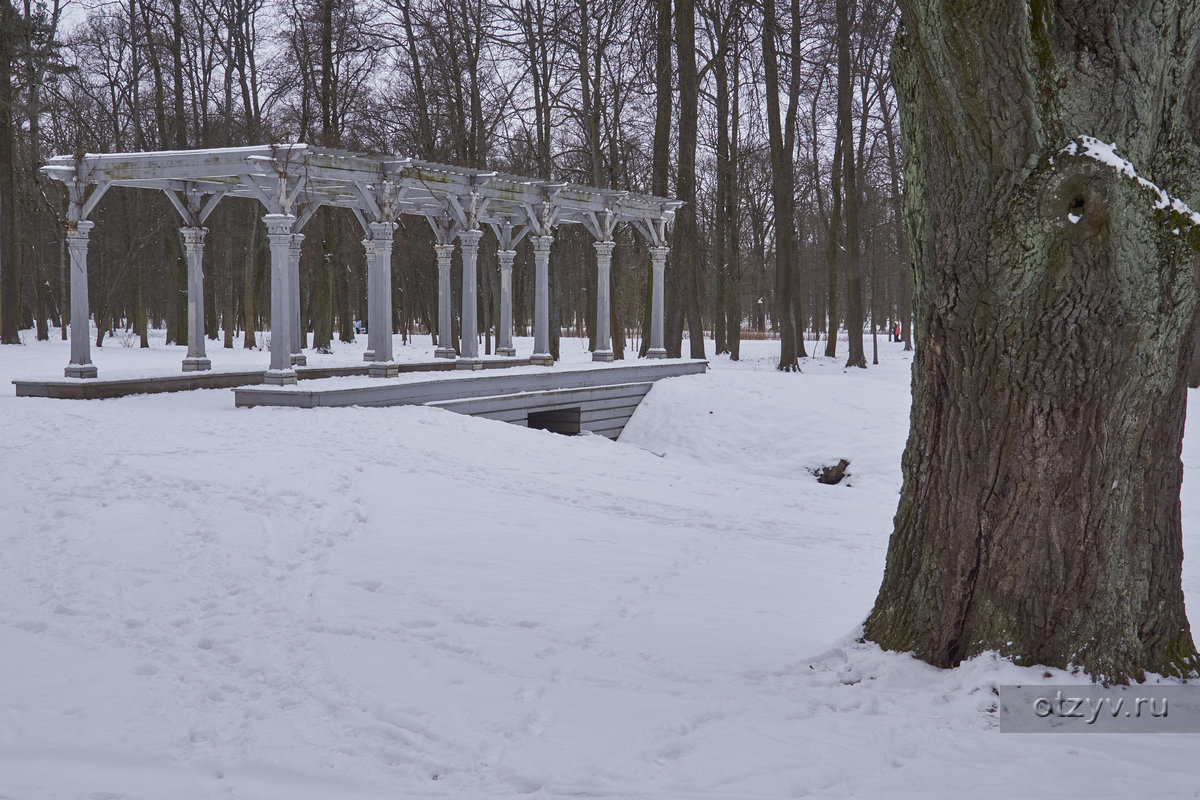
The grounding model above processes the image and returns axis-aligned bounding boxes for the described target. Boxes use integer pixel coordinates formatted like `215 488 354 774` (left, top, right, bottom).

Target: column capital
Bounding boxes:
594 240 615 259
497 249 517 268
289 232 305 248
67 219 95 239
362 237 377 256
434 243 455 260
458 228 484 248
650 245 670 263
263 213 295 237
532 234 554 252
180 226 208 248
368 220 397 240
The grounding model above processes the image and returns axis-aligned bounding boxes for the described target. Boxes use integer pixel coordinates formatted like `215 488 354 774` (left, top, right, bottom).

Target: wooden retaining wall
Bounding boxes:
235 360 708 439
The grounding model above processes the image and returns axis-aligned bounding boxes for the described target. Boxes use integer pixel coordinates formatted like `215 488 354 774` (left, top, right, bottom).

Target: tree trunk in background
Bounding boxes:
610 249 624 358
762 0 798 370
785 0 805 359
165 228 186 345
726 13 742 361
838 0 865 368
824 124 842 359
0 0 19 344
713 3 731 356
669 0 704 359
641 0 671 357
223 207 235 348
313 211 335 352
167 0 189 344
243 216 260 348
132 194 149 347
880 76 912 352
312 0 338 349
865 0 1200 683
23 0 54 342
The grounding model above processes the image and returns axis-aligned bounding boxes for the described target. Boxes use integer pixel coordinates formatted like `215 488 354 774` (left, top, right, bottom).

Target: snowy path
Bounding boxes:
1 334 1198 799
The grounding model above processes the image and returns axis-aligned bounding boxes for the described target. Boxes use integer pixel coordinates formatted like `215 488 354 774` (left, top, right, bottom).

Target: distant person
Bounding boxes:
893 322 902 342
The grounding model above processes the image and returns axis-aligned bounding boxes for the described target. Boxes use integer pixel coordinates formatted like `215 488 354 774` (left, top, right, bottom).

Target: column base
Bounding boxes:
64 363 98 379
434 347 457 359
496 346 517 357
362 351 375 362
263 368 298 386
591 350 615 363
645 348 668 359
455 358 485 371
290 353 307 366
182 357 212 372
368 361 400 378
529 353 554 366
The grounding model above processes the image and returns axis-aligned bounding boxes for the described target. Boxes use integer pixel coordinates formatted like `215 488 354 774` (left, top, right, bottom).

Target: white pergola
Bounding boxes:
42 144 682 383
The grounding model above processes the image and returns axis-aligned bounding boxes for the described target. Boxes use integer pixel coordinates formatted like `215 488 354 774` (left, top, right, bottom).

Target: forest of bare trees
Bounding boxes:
0 0 913 368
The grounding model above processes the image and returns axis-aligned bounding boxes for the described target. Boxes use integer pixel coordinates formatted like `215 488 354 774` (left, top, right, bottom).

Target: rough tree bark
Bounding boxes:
865 0 1200 683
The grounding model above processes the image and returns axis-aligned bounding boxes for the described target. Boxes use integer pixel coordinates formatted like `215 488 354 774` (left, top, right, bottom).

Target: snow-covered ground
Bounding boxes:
1 330 1198 799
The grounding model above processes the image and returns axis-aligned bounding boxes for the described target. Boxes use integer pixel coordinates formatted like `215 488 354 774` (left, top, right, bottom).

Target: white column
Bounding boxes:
65 220 97 378
264 213 298 385
647 246 669 359
457 228 483 368
289 233 306 366
181 226 211 372
530 234 554 366
593 240 615 362
434 243 455 358
368 220 398 377
496 249 516 356
361 236 378 362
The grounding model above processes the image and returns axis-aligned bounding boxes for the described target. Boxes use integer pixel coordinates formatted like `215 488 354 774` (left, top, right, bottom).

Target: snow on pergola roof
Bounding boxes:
42 144 682 243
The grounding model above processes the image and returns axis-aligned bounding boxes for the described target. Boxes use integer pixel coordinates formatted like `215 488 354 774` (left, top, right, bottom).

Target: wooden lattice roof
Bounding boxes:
42 144 681 244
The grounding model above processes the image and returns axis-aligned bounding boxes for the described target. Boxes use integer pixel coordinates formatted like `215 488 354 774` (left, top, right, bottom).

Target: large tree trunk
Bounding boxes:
865 0 1200 683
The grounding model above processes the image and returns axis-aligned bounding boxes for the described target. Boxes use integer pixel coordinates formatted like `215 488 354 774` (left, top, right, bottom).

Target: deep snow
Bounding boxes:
1 330 1198 799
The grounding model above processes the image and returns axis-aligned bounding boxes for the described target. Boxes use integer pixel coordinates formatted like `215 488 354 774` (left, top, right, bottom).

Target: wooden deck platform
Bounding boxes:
235 360 708 438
